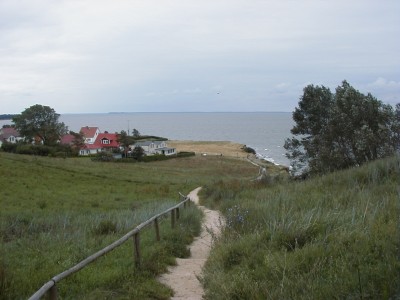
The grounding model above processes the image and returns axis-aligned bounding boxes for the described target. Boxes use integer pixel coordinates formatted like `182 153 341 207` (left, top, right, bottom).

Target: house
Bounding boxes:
80 126 100 144
79 132 120 156
60 134 76 146
0 127 22 147
134 140 176 156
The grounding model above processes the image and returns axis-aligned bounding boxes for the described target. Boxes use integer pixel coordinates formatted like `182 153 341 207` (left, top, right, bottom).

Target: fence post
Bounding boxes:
171 209 175 228
154 218 160 241
49 284 57 300
133 233 141 268
176 207 180 220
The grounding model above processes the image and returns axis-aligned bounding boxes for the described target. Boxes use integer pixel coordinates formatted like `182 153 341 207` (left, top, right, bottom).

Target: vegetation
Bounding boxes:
201 155 400 299
0 152 257 299
1 142 75 157
285 81 400 177
242 145 256 154
12 104 68 146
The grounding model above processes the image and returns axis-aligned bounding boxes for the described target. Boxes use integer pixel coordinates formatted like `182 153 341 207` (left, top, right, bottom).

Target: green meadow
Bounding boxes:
201 155 400 299
0 152 257 299
2 151 399 299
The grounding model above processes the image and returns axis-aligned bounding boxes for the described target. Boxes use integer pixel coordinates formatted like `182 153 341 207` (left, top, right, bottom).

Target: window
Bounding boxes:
102 139 110 144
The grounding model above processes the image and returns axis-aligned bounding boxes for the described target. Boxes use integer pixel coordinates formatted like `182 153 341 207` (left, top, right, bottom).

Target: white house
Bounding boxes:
79 132 121 156
0 127 23 147
80 126 100 144
134 140 176 156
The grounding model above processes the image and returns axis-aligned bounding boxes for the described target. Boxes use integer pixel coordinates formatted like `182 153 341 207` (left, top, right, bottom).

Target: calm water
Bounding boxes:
1 112 294 166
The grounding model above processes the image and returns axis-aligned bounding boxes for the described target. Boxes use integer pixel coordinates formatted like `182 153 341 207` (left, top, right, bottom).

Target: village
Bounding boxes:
0 125 176 158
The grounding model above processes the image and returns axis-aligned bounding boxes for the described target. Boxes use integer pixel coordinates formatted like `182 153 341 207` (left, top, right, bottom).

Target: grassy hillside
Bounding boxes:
201 155 400 299
0 152 257 299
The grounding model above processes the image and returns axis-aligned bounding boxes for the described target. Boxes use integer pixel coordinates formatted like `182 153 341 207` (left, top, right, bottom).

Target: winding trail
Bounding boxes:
158 187 223 299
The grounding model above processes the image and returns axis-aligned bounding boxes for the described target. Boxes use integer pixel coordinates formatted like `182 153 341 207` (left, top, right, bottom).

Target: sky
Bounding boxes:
0 0 399 114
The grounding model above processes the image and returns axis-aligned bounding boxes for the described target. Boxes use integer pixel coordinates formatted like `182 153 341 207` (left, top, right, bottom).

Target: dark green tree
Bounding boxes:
12 104 67 145
132 128 141 138
284 84 334 175
132 146 145 160
285 81 398 176
70 131 85 150
117 130 135 157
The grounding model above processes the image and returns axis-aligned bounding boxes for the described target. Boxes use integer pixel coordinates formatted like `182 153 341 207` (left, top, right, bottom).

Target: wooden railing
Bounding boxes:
28 192 192 300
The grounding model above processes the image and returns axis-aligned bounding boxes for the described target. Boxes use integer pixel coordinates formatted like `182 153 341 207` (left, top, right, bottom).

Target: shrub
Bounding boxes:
1 142 18 153
92 151 115 162
141 154 169 162
15 144 54 156
177 151 196 158
242 145 256 154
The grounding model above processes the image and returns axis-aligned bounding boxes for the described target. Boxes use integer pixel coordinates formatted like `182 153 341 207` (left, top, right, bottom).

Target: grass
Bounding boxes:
201 155 400 299
0 151 257 299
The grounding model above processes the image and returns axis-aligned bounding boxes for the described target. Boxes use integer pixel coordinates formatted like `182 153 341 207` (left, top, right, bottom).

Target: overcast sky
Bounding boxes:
0 0 399 114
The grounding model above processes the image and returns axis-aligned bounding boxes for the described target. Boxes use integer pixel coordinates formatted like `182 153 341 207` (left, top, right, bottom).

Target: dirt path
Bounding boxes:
158 187 222 299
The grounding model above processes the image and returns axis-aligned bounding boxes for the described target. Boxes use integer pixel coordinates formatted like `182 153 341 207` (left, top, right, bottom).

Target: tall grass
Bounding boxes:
201 155 400 299
0 152 257 299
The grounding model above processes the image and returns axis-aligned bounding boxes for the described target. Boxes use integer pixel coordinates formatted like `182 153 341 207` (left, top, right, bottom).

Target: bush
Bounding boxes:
242 145 256 154
92 151 115 162
1 142 18 153
141 154 169 162
177 151 196 158
15 144 54 156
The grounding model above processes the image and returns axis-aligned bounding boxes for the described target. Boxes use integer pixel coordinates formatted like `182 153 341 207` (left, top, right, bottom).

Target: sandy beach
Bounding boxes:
169 140 289 175
168 140 249 158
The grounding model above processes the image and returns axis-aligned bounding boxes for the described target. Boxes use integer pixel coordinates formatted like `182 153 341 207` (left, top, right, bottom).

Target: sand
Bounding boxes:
157 187 223 299
168 140 249 158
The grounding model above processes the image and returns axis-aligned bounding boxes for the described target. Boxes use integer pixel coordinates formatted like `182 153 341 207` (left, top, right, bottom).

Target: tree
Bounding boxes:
12 104 67 146
70 131 85 150
132 128 140 138
285 81 398 177
117 130 135 158
132 146 144 160
284 84 334 175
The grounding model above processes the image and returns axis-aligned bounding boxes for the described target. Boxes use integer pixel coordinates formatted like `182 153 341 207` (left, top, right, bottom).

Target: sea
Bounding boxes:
1 112 294 166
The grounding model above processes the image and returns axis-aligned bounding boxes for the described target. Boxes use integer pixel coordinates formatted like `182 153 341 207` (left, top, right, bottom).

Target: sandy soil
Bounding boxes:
168 140 249 158
169 140 289 174
158 187 223 299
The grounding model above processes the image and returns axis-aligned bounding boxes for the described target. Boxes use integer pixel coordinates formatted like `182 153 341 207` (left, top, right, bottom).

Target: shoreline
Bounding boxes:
168 140 289 172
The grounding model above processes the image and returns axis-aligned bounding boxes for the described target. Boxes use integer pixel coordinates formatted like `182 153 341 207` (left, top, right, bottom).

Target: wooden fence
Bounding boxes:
28 192 192 300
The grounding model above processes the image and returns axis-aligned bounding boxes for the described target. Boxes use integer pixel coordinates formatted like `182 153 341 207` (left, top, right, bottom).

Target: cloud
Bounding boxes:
0 0 399 113
370 77 400 89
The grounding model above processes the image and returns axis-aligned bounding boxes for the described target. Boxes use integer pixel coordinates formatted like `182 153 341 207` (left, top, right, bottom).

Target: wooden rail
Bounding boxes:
28 192 192 300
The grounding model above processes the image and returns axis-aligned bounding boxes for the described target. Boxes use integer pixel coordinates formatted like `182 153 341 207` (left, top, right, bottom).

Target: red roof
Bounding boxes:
82 133 120 149
60 134 75 145
80 126 99 138
1 127 20 138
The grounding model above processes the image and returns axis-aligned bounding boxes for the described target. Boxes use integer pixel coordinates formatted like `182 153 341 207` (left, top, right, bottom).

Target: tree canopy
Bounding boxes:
284 81 399 177
12 104 67 146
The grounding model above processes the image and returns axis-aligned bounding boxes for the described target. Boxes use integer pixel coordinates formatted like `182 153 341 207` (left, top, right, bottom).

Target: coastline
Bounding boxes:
169 140 289 172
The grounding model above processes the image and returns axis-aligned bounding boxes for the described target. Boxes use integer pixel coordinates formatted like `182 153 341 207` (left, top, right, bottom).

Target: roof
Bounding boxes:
135 140 165 147
60 134 75 145
82 132 120 149
80 126 99 138
0 127 20 139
